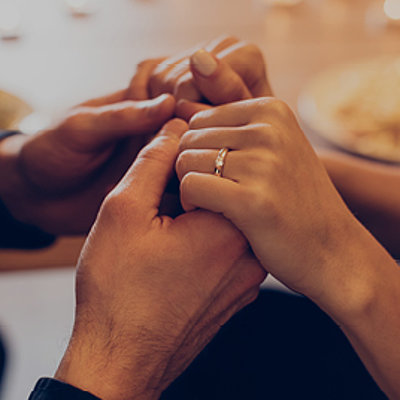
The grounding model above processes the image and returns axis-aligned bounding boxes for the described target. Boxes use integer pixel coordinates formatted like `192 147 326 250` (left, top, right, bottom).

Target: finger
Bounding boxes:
217 41 273 97
180 171 240 215
151 36 240 99
67 94 176 143
179 124 269 152
165 35 239 75
205 35 239 54
78 89 128 107
176 149 249 182
150 44 208 98
189 99 258 130
190 49 252 105
121 119 189 212
172 35 240 101
127 58 165 100
175 100 211 122
173 72 202 102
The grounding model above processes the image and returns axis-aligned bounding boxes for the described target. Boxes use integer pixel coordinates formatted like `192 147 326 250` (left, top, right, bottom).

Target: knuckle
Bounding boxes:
100 191 134 222
148 69 170 96
64 109 88 131
241 42 263 60
244 123 271 147
139 136 175 164
255 123 284 149
251 97 292 120
268 98 293 118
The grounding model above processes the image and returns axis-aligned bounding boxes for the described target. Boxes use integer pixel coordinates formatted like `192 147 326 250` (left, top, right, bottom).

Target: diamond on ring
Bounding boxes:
214 148 229 177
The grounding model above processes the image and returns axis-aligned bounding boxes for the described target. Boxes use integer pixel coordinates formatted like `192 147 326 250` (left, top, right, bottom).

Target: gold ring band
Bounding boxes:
214 148 229 177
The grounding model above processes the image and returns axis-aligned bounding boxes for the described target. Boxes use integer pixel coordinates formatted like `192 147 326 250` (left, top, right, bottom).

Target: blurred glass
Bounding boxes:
384 0 400 21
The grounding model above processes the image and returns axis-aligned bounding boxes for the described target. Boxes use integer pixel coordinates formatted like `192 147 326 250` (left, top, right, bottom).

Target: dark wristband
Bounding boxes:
29 378 101 400
0 130 22 141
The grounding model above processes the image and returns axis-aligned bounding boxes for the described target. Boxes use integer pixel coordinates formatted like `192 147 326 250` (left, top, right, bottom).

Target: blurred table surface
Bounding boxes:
1 0 399 270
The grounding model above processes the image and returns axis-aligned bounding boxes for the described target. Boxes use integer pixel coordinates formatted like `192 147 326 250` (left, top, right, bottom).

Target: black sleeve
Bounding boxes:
0 130 56 249
28 378 101 400
0 196 56 249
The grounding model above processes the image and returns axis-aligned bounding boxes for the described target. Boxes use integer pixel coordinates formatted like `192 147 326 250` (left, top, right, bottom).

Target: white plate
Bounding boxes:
0 90 33 130
298 56 400 163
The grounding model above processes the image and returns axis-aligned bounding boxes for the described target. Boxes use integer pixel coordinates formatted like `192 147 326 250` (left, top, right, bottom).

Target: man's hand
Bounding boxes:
0 72 175 234
55 119 266 400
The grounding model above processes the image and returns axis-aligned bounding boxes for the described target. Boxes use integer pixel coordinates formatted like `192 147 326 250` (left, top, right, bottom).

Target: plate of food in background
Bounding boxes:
298 56 400 163
0 89 33 130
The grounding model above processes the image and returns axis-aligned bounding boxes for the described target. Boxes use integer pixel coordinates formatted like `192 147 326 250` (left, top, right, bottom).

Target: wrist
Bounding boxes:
56 323 164 400
305 215 398 327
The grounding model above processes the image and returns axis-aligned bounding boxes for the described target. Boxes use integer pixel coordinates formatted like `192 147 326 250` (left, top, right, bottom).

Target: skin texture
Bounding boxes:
176 97 359 296
55 119 266 400
129 35 272 121
0 37 270 235
0 67 176 235
176 98 400 398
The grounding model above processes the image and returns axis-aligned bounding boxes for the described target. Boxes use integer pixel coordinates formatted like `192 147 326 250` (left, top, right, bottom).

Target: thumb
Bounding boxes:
119 119 188 212
67 94 176 145
189 49 252 105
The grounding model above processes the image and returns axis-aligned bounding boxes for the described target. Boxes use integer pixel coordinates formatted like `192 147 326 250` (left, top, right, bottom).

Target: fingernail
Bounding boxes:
191 49 218 77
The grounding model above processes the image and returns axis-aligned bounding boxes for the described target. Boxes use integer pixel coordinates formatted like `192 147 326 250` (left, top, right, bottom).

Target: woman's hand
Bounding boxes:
175 97 400 398
176 97 358 298
56 119 266 400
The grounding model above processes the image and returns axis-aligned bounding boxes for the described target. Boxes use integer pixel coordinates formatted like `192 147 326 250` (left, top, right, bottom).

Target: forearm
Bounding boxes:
308 218 400 399
320 151 400 257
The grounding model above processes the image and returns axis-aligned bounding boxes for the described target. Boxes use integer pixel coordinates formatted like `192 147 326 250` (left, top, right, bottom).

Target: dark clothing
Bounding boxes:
0 130 55 250
28 378 100 400
161 289 386 400
0 197 55 250
27 290 386 400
